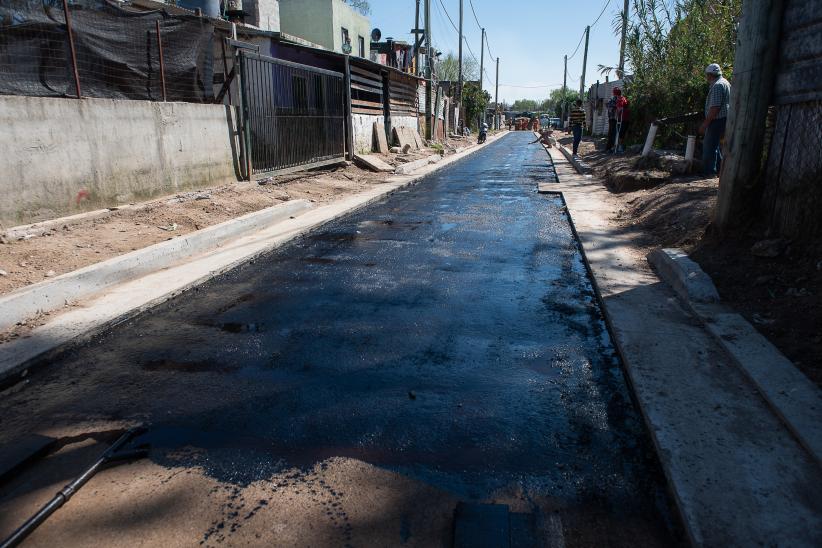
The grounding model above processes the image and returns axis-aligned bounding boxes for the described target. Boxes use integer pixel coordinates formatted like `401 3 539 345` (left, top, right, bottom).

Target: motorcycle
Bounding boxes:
477 124 488 144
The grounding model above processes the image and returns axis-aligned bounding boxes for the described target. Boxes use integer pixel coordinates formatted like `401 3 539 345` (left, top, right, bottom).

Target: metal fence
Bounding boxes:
239 51 346 177
0 0 214 102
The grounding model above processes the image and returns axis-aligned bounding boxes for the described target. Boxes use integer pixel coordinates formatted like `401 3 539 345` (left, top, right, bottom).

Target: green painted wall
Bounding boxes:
279 0 370 57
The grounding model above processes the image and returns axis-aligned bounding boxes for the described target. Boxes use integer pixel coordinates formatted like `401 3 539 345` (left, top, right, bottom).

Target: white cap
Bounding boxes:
705 63 722 76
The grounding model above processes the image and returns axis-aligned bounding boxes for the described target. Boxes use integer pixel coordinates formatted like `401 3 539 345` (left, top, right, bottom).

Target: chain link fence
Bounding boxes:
0 0 214 101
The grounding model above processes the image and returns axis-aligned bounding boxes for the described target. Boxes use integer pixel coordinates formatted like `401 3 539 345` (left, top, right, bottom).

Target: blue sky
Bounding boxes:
369 0 625 103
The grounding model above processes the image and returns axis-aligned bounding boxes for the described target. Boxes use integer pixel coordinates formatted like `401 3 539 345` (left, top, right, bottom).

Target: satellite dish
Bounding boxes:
371 28 381 42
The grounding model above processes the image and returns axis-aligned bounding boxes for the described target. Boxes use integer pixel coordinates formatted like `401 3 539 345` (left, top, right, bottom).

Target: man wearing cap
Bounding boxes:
699 63 731 176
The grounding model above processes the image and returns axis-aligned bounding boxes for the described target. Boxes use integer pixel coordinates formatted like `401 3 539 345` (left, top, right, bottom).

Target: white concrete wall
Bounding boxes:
392 115 419 134
352 113 384 153
0 96 239 225
331 0 370 57
246 0 280 32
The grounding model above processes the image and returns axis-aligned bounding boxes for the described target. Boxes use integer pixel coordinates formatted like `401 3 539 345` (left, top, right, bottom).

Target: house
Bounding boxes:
278 0 371 58
585 77 630 136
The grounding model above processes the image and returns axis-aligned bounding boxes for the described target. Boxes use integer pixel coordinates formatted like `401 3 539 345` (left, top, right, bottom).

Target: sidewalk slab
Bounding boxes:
648 247 822 467
0 131 509 385
353 153 394 172
544 146 822 548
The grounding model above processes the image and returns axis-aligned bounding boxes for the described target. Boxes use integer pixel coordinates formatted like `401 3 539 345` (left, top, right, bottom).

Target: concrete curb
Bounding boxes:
650 247 822 467
0 199 313 332
394 154 442 175
558 144 591 174
0 131 509 385
647 248 720 303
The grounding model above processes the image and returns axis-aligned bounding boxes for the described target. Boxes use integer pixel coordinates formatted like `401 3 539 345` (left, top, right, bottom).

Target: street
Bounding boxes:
0 133 678 546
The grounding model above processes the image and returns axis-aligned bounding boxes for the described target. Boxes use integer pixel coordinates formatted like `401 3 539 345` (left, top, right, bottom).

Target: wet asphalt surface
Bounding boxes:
0 133 678 545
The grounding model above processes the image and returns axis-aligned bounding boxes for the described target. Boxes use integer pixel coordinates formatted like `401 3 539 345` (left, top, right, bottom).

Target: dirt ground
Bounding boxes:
567 134 822 386
0 148 449 297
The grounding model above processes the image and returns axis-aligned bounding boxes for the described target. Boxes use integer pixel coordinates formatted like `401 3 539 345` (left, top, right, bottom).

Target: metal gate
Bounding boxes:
239 52 346 177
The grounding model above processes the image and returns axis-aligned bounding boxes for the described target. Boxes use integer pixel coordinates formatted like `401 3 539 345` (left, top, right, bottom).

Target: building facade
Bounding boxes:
279 0 370 57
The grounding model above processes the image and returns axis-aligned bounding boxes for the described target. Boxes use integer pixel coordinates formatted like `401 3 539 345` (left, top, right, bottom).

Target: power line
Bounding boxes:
566 29 586 61
590 0 613 28
468 0 482 31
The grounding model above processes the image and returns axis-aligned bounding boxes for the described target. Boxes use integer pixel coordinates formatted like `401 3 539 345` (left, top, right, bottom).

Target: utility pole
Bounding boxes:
479 27 484 127
414 0 420 76
457 0 464 126
424 0 432 140
494 57 499 129
562 54 567 123
618 0 628 78
579 25 589 98
715 0 784 230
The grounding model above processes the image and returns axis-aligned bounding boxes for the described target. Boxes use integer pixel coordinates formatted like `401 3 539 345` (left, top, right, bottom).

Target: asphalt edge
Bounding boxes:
0 131 510 386
537 147 697 547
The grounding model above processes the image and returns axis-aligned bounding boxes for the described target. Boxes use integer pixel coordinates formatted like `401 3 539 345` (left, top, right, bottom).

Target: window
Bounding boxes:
341 27 349 51
358 36 365 58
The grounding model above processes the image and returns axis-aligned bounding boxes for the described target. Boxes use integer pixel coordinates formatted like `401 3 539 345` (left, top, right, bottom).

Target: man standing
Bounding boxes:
699 63 731 176
569 99 586 156
606 87 619 153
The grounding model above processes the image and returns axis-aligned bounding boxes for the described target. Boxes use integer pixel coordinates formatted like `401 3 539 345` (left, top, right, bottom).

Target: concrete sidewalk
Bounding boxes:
541 146 822 547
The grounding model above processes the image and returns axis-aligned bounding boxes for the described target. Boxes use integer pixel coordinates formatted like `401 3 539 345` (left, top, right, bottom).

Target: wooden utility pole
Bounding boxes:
479 27 485 127
495 57 499 129
457 0 464 121
424 0 432 140
618 0 628 78
579 25 590 97
562 54 567 123
715 0 784 230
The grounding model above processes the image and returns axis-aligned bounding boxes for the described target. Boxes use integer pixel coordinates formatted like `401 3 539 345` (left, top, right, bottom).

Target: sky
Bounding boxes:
369 0 625 103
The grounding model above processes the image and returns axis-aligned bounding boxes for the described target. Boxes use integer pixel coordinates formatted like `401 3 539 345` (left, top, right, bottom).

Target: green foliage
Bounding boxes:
435 52 479 85
622 0 742 143
343 0 371 16
463 82 491 131
511 99 539 112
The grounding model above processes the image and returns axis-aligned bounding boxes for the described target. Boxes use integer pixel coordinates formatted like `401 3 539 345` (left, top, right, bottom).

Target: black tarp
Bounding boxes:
0 0 214 101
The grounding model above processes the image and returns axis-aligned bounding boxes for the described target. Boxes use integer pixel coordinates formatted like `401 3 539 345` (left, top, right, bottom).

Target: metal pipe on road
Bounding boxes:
0 427 147 548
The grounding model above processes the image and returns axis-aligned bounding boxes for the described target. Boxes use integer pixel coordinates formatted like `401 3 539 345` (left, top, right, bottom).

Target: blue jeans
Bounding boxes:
572 124 582 154
702 117 726 175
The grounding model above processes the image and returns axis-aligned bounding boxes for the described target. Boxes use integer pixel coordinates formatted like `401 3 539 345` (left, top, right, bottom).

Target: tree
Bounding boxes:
343 0 370 15
618 0 742 143
462 82 491 131
547 88 579 117
435 52 479 85
511 99 538 112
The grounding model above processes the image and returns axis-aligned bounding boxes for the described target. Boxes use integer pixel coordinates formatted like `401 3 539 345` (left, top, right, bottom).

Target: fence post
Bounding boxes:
343 54 354 161
155 21 167 102
382 72 392 147
61 0 81 98
715 0 784 231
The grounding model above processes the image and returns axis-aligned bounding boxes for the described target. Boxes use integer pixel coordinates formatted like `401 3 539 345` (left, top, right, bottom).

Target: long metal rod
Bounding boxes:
155 20 167 102
494 57 499 130
0 428 144 548
61 0 81 98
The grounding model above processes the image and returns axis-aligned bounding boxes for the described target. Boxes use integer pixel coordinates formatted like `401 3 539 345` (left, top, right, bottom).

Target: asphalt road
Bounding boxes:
0 133 680 547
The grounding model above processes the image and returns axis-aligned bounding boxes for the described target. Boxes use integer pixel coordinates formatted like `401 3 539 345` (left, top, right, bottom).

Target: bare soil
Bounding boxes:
573 135 822 386
0 149 444 297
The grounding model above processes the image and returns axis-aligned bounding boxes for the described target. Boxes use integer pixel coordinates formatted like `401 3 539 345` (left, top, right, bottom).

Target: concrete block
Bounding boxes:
558 144 591 174
411 127 425 149
372 121 389 153
353 154 394 173
0 199 312 331
647 247 720 304
392 126 418 151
